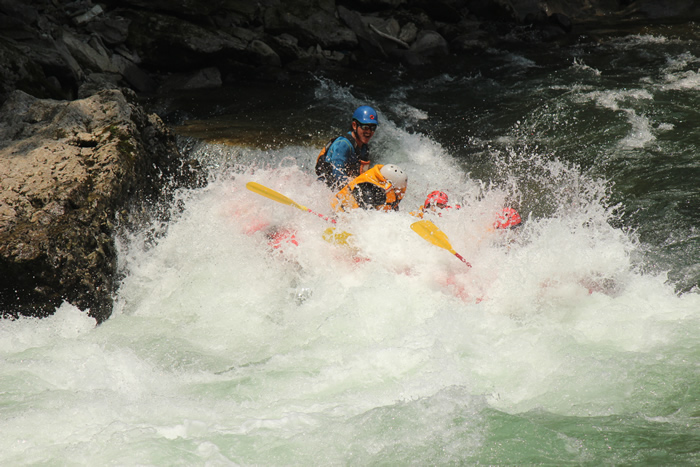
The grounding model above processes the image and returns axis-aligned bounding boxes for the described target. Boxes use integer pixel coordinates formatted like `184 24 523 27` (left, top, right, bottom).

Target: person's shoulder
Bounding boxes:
330 134 354 149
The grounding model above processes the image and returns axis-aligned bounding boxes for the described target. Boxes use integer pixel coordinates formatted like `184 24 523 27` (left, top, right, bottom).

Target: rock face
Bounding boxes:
2 0 700 103
0 89 204 323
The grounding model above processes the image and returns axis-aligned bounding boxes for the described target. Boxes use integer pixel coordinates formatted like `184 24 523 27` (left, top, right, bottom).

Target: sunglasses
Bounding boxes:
356 123 377 132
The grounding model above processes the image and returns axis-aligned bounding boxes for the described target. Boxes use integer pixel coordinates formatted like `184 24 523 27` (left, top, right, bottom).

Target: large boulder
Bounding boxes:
0 89 205 323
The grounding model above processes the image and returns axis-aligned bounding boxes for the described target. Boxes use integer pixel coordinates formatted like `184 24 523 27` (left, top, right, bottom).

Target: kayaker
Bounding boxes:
410 190 461 218
331 164 407 212
492 207 522 230
316 105 378 190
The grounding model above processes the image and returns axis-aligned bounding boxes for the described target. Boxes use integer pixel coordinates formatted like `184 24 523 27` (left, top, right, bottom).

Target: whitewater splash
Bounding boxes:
3 78 700 464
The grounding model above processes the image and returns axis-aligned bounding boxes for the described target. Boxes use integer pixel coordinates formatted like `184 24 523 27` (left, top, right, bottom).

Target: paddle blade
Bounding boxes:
246 181 307 211
411 220 457 254
411 220 471 267
322 227 353 246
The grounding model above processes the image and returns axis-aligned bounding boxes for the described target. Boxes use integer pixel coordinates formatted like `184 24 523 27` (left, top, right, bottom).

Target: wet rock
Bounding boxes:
0 89 205 323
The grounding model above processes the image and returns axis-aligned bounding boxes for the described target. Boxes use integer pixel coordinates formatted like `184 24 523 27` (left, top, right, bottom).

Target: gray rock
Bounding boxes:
86 16 131 46
268 33 308 64
72 5 104 25
410 30 449 58
247 39 282 67
399 22 418 44
111 54 156 93
337 6 385 58
61 28 117 73
264 5 357 50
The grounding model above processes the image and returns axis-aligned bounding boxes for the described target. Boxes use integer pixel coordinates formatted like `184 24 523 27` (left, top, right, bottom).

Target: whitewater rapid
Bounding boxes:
4 39 700 462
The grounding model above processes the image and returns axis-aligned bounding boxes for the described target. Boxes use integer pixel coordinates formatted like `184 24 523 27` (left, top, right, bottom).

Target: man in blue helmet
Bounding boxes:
315 105 378 190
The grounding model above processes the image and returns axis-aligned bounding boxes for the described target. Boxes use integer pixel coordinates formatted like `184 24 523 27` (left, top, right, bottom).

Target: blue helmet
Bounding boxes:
352 106 378 125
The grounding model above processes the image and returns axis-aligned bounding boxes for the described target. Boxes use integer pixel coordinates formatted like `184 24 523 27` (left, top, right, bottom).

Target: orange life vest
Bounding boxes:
331 164 404 212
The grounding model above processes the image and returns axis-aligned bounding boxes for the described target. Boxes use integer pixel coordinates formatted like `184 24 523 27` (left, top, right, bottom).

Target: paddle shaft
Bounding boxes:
306 208 337 224
453 252 471 267
246 181 336 224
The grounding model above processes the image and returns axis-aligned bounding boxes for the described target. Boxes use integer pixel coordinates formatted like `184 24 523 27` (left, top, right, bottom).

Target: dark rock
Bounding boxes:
0 38 70 102
247 39 282 67
72 5 104 26
619 0 700 20
450 28 492 54
111 54 156 93
399 22 419 44
264 4 357 50
410 0 464 23
86 15 131 45
410 30 449 58
268 33 308 64
158 67 222 93
337 6 386 58
124 11 248 72
549 13 572 33
101 0 259 20
337 0 409 13
60 28 117 74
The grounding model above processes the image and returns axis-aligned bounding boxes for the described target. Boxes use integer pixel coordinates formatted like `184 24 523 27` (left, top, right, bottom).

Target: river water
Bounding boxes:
3 24 700 465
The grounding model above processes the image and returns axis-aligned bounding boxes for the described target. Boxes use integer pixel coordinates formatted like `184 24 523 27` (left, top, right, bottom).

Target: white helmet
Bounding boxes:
379 164 407 190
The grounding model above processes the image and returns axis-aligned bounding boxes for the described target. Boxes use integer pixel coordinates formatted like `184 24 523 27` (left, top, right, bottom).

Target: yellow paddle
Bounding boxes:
410 220 471 267
246 181 338 224
246 181 351 245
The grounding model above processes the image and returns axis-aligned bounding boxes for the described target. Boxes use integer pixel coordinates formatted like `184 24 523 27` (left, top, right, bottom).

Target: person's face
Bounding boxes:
352 120 377 145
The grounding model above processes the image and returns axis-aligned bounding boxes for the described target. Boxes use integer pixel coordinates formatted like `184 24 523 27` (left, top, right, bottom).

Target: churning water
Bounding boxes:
3 24 700 465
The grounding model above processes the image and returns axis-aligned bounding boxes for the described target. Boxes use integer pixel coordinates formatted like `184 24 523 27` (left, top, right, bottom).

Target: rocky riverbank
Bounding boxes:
3 0 700 102
1 0 699 323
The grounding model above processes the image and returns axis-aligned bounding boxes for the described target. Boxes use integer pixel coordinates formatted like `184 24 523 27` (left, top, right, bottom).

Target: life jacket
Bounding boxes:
315 133 370 188
331 164 404 212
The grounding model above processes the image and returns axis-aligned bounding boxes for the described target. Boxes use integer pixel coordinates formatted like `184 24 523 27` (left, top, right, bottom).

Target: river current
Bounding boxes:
2 24 700 465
